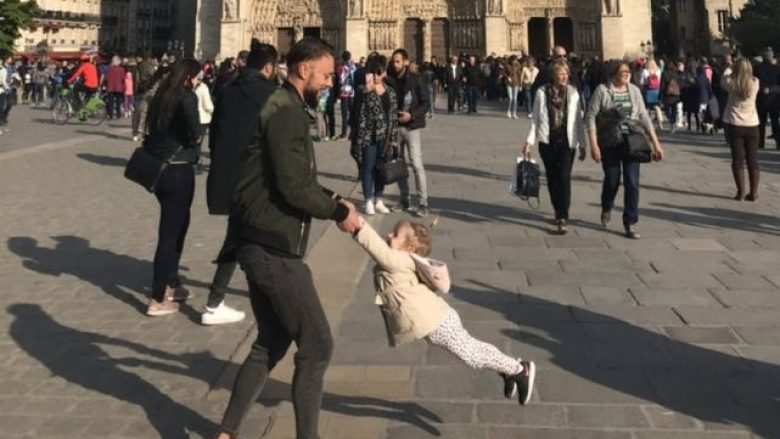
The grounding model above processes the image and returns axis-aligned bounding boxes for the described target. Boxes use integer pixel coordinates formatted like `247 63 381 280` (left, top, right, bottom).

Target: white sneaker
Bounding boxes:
512 113 518 119
201 302 246 325
364 200 376 215
506 111 512 118
527 113 533 119
374 199 390 214
132 135 140 142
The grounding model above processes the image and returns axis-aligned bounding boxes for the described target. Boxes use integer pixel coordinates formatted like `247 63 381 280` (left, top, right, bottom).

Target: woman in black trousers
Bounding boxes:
722 58 761 200
523 61 587 234
142 59 203 316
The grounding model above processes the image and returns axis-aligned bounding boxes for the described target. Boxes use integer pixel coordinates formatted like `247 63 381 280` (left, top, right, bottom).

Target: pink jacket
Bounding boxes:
124 71 134 96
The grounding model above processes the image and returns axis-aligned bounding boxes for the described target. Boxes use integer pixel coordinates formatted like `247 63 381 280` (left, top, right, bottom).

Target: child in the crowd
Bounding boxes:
123 69 134 118
315 87 329 141
353 218 536 405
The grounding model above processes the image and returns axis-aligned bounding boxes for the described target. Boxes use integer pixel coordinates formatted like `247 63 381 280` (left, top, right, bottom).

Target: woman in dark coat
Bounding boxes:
143 59 203 316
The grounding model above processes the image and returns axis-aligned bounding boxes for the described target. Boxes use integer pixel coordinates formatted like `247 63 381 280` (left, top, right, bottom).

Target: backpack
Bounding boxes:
666 77 681 96
647 73 661 91
511 157 541 208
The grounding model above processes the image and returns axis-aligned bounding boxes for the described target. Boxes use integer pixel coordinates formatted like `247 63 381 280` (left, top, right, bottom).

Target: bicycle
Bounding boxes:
52 86 107 126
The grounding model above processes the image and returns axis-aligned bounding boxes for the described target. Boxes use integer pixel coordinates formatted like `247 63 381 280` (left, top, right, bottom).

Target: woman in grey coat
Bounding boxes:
585 61 665 239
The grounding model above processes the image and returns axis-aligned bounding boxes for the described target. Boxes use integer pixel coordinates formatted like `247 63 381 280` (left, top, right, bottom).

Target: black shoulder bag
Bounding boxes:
378 144 409 185
124 144 184 193
623 119 653 163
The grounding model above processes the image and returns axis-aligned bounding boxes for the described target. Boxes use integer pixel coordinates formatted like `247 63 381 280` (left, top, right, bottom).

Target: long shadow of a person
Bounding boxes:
8 303 218 438
453 280 780 438
6 236 208 320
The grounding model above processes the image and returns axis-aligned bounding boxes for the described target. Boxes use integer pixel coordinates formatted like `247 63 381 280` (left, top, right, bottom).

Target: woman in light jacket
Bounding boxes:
721 58 760 200
586 61 664 239
523 61 587 234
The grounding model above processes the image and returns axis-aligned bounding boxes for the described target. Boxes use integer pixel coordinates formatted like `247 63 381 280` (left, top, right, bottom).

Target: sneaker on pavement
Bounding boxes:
147 298 180 316
514 360 536 405
415 205 429 218
364 200 376 215
166 285 193 302
501 373 518 399
202 302 246 325
374 199 391 214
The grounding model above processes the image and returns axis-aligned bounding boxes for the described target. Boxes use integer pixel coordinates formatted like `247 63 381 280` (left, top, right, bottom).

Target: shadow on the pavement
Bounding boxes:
690 148 780 176
643 202 780 237
7 304 218 438
428 195 551 233
571 175 733 201
455 279 780 438
77 152 128 167
76 129 129 141
6 236 204 323
426 163 508 181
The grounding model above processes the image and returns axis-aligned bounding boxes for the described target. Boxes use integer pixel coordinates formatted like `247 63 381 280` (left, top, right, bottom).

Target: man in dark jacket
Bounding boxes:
462 55 481 113
203 40 278 326
389 48 431 216
755 47 780 149
446 55 462 113
214 37 359 439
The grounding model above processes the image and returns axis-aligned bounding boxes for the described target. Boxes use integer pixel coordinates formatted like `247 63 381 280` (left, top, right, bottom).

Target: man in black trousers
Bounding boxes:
446 55 462 113
203 40 279 325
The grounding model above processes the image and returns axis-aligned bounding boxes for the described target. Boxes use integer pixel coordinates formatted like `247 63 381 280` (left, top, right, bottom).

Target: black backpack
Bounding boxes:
513 159 541 208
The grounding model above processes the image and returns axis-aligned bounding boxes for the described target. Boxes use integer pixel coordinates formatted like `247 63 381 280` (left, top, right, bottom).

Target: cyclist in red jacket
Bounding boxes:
68 54 100 111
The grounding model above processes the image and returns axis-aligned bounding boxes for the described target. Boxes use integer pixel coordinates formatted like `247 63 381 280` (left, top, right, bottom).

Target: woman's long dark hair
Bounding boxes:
146 59 201 131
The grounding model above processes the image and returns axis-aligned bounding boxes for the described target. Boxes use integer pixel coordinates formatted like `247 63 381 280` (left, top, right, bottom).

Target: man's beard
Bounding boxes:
303 88 320 108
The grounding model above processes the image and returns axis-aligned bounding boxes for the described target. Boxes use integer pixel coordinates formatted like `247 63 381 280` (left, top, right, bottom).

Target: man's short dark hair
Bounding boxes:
393 49 409 60
237 50 249 62
342 50 351 62
247 40 278 70
287 37 335 72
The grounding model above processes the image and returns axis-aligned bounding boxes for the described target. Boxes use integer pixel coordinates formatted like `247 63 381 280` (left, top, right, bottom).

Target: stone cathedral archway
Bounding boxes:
250 0 344 54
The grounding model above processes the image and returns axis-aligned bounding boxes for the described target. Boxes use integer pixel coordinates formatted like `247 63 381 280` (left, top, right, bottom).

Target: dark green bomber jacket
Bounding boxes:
231 83 349 257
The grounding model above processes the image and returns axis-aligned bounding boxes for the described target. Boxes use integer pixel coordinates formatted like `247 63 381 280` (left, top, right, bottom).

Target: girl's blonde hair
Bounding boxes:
728 58 754 100
396 220 433 257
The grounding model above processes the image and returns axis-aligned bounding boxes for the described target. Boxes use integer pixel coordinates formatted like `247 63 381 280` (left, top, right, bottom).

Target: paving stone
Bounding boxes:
663 326 741 344
415 367 506 400
387 424 487 439
630 288 719 307
708 288 780 308
476 403 565 426
731 326 780 345
488 426 632 439
579 286 636 306
330 341 425 365
572 304 683 325
674 307 780 326
641 405 700 429
385 401 474 424
633 432 751 439
529 272 644 288
712 273 777 290
545 237 607 249
565 404 650 428
638 273 722 289
536 368 658 404
671 238 728 251
519 285 586 305
560 259 654 274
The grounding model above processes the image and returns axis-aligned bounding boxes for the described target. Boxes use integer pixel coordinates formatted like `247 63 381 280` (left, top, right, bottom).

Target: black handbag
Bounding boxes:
124 145 183 193
378 144 409 185
513 158 541 208
595 107 625 149
623 120 653 163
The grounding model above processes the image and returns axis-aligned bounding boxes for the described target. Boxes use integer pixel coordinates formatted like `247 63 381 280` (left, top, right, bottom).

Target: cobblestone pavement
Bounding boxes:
2 99 780 439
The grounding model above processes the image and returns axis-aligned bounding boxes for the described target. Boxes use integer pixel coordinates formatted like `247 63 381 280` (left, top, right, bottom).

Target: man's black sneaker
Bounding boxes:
514 360 536 405
501 373 517 399
416 205 429 218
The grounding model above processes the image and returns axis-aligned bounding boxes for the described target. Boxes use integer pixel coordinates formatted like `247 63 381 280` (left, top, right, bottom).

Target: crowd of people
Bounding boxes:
1 34 777 438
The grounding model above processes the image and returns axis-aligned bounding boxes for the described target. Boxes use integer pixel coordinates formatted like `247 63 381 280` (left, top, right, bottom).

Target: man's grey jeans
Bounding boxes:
398 127 428 207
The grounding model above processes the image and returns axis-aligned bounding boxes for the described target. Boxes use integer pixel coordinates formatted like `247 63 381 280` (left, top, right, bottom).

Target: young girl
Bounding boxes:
353 218 536 405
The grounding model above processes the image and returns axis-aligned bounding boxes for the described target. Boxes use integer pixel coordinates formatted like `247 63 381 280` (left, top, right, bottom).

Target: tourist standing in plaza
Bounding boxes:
142 59 203 316
722 58 761 201
506 55 522 119
755 47 780 149
640 59 665 129
132 53 156 142
390 48 431 216
462 55 481 114
524 62 587 235
446 55 462 113
214 38 360 439
204 41 278 326
105 56 126 120
0 56 12 134
586 61 664 239
521 57 540 117
662 61 683 133
352 55 398 215
337 50 356 140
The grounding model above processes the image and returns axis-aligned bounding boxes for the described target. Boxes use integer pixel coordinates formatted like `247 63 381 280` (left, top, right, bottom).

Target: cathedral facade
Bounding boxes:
195 0 652 62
